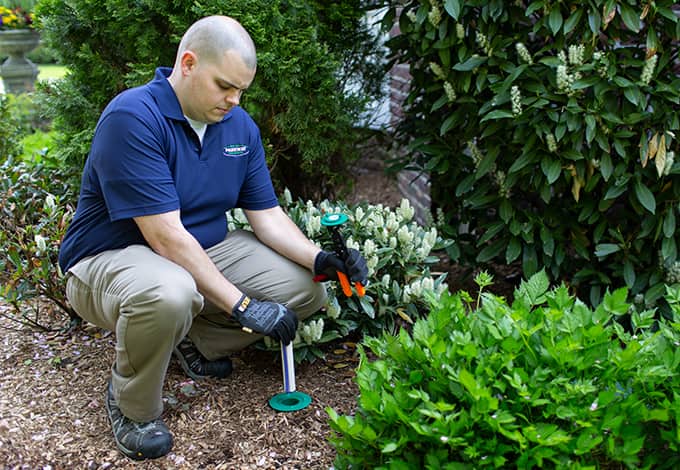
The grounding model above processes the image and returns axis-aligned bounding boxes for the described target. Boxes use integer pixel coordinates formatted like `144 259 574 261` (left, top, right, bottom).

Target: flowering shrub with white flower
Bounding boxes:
229 193 451 361
384 0 680 307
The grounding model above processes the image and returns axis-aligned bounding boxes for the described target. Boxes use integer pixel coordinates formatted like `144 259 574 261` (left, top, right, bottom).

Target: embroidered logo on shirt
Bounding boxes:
223 145 249 158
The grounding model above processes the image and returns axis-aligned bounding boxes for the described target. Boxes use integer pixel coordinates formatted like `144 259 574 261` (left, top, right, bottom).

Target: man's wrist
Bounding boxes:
232 293 251 317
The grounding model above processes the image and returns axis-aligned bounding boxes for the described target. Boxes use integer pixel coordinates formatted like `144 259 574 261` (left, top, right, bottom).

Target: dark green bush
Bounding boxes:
328 271 680 468
384 1 680 305
0 95 22 159
35 0 386 199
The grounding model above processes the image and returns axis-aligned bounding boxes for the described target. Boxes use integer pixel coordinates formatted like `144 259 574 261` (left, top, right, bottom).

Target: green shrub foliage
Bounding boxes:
0 157 78 328
229 193 451 362
328 271 680 468
384 1 680 305
35 0 385 198
0 95 22 160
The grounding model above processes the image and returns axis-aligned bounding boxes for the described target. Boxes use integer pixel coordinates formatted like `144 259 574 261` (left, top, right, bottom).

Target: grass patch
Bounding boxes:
37 64 68 81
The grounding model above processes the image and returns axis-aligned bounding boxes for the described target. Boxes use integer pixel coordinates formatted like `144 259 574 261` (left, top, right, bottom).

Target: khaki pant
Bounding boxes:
65 230 327 421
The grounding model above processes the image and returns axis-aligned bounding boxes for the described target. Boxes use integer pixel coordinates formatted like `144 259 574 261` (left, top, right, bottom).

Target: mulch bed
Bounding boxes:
0 309 359 469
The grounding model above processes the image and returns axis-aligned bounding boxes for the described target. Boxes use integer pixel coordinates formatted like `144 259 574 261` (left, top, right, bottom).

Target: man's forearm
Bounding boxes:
245 207 321 271
134 212 242 314
156 232 242 314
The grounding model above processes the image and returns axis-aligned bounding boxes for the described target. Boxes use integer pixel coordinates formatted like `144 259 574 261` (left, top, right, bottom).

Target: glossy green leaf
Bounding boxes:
563 8 583 34
623 260 635 287
548 7 563 35
453 56 487 71
594 243 620 257
541 158 561 184
662 237 677 262
506 237 521 263
443 0 462 20
600 153 613 181
481 110 514 122
619 3 640 32
587 9 601 33
634 180 656 214
477 238 506 262
664 210 676 238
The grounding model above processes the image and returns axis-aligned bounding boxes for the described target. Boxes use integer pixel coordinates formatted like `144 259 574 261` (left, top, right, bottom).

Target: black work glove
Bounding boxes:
232 295 298 344
314 249 368 286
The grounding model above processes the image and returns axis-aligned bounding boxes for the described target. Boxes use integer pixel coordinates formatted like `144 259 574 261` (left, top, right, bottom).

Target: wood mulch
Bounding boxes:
0 310 360 469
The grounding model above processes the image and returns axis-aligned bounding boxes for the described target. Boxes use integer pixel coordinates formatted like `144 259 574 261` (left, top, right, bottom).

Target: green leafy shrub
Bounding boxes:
35 0 386 198
384 1 680 305
0 156 77 328
328 270 680 468
229 193 451 361
0 95 21 159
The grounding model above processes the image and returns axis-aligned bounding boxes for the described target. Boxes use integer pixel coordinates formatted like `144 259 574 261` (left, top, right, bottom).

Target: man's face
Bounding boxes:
184 49 255 124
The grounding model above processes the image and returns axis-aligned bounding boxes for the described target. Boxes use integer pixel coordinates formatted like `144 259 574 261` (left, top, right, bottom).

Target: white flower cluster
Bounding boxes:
510 85 522 116
467 140 484 168
546 133 558 153
396 198 416 222
666 261 680 284
299 318 324 345
44 194 56 215
555 45 591 96
640 54 658 86
406 10 417 23
443 81 456 102
429 62 445 79
556 64 577 95
568 44 585 66
495 170 511 198
476 31 491 55
592 51 609 78
282 188 293 206
34 234 47 256
515 42 532 64
325 296 341 320
227 207 250 231
456 23 465 39
402 276 445 303
428 2 442 27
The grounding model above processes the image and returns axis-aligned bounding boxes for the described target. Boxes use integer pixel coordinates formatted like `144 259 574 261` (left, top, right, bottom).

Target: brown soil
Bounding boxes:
0 159 519 468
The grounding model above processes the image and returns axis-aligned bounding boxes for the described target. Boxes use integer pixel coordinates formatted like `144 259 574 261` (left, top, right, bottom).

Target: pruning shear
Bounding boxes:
313 213 366 298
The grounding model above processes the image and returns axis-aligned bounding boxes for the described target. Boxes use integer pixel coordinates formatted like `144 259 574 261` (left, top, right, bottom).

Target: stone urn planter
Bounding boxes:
0 29 40 94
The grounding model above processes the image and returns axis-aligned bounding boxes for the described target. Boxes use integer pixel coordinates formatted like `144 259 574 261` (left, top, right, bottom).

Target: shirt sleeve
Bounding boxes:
236 122 279 210
91 110 180 221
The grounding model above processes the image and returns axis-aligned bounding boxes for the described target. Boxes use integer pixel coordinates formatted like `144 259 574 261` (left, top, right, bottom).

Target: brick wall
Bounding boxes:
389 19 432 225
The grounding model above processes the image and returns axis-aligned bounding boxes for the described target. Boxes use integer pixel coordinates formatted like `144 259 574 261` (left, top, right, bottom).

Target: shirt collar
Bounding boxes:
149 67 233 123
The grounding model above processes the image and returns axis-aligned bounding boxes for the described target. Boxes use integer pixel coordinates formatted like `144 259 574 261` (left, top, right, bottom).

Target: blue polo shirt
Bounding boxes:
58 67 278 272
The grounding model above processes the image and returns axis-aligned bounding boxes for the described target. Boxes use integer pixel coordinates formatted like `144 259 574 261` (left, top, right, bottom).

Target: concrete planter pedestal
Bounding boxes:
0 29 40 94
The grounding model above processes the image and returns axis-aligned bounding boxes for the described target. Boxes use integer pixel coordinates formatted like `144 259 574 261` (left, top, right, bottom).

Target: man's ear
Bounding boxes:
179 51 198 75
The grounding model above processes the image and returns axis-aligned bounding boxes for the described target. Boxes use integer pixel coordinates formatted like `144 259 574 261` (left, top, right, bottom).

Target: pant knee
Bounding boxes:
125 277 202 338
289 280 328 321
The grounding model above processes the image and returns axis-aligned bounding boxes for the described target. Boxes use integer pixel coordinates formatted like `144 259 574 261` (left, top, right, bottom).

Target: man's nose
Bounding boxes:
225 90 241 106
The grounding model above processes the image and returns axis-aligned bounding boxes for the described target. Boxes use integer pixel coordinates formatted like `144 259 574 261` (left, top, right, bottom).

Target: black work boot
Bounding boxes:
173 337 233 380
105 382 173 460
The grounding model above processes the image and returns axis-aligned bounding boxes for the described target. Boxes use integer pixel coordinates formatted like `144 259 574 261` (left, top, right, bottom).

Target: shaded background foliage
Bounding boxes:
384 0 680 305
35 0 387 199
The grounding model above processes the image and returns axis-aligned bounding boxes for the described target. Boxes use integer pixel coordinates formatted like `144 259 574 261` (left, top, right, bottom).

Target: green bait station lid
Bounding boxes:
268 391 312 412
320 213 348 227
